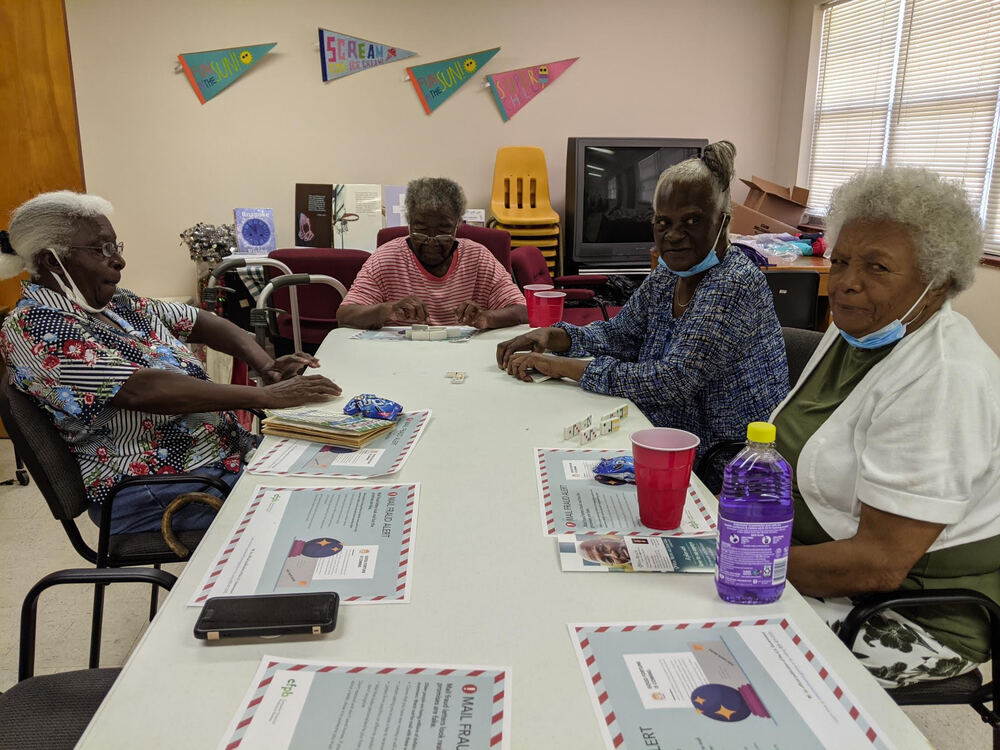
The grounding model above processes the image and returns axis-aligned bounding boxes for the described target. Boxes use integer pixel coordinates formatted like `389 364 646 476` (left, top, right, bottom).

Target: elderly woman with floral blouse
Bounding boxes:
0 191 340 535
496 141 788 486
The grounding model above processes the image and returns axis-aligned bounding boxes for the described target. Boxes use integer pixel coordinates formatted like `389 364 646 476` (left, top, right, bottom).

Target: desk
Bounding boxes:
77 327 927 749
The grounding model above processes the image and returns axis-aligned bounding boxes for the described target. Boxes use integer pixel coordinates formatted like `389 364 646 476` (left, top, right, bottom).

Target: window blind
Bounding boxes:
808 0 1000 256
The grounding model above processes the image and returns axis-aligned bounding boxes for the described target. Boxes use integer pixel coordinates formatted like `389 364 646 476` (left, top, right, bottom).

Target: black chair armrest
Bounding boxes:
20 568 177 680
693 439 745 479
838 588 1000 650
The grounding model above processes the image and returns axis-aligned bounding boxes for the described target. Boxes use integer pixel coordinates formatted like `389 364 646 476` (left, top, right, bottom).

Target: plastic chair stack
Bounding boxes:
490 146 561 274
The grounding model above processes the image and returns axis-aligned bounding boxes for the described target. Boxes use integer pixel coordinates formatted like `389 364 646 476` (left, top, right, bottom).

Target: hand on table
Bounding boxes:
454 300 489 329
260 353 320 384
262 374 341 408
495 328 560 369
386 296 428 325
503 352 587 383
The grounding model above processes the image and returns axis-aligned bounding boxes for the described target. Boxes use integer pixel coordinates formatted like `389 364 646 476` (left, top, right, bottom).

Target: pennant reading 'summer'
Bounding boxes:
178 43 276 104
318 28 415 82
488 57 578 122
406 47 500 115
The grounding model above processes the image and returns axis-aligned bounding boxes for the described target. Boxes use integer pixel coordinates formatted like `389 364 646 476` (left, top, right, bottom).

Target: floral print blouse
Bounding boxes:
0 283 255 505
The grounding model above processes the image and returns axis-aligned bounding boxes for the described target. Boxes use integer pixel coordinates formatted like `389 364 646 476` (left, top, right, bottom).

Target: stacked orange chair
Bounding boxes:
490 146 562 275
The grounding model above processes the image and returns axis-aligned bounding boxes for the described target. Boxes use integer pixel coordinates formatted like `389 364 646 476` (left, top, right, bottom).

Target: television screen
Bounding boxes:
566 138 707 269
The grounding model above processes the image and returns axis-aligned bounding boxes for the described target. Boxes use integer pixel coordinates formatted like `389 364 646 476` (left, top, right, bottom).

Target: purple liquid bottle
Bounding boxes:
715 422 793 604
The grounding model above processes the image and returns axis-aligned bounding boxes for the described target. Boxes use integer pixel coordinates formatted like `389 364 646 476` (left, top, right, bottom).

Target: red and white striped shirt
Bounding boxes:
342 236 525 325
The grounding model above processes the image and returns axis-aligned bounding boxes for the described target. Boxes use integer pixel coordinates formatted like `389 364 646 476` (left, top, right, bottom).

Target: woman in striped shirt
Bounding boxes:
337 177 527 330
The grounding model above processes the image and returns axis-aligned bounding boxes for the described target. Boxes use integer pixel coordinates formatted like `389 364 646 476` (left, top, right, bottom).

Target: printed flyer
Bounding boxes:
569 616 893 750
247 410 431 478
557 534 716 573
535 448 717 536
190 484 418 606
218 656 510 749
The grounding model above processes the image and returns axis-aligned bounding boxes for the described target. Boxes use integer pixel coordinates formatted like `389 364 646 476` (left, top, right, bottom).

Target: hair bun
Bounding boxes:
702 141 737 187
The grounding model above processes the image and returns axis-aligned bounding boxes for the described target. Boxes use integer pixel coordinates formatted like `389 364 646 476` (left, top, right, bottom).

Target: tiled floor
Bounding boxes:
0 439 992 747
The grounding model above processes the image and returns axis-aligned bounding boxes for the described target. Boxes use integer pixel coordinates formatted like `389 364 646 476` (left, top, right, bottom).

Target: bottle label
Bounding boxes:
715 517 793 587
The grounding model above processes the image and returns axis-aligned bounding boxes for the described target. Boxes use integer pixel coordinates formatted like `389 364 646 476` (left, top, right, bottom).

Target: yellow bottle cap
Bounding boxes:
747 421 776 443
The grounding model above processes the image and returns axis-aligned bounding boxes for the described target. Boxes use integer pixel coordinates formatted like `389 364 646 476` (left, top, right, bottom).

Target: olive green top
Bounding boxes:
774 336 998 663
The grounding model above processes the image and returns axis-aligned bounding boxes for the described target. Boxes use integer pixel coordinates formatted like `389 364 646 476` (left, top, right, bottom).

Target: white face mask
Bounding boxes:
50 251 107 313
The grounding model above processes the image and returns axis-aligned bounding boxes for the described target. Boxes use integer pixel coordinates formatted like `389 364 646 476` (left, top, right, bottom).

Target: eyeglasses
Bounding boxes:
70 241 125 258
409 231 455 249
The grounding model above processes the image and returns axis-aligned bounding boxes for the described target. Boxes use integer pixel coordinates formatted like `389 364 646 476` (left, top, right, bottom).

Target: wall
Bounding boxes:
952 265 1000 353
65 0 795 299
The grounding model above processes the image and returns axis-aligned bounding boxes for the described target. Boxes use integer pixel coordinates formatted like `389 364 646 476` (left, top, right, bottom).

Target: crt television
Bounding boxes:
565 137 707 268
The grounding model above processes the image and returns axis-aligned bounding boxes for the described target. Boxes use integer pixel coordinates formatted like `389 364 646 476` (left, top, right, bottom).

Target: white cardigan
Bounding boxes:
769 302 1000 553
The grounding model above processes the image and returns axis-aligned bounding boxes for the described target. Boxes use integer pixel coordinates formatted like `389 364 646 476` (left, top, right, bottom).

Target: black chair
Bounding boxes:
694 327 824 487
0 378 230 668
764 271 820 329
0 568 175 750
839 589 999 749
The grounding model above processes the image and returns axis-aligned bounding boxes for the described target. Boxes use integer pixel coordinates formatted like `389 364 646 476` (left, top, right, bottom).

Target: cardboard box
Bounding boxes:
730 203 801 236
739 176 810 229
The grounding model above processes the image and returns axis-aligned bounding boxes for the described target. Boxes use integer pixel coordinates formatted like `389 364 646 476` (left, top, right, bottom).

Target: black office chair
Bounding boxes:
764 271 820 329
694 327 824 490
0 378 230 668
0 568 176 750
839 589 999 749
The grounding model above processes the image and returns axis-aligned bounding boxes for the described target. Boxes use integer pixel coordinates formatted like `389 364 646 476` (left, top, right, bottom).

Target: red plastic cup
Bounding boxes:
524 284 555 326
630 428 700 530
531 291 566 327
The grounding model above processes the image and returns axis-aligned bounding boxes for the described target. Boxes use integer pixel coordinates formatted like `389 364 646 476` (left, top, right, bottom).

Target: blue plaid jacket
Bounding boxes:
555 250 789 457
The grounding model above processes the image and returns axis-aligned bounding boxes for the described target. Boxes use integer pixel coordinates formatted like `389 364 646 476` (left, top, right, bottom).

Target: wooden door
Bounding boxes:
0 0 85 435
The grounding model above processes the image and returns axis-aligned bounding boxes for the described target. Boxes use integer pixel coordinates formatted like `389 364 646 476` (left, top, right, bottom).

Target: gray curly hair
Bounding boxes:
826 167 983 296
653 140 737 214
2 191 114 279
405 177 467 224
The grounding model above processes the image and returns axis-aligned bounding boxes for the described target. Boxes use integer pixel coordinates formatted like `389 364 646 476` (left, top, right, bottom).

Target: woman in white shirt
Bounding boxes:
772 166 1000 687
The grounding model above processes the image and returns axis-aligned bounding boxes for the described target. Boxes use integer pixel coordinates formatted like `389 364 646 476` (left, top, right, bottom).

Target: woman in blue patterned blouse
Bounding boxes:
497 141 789 487
0 191 341 535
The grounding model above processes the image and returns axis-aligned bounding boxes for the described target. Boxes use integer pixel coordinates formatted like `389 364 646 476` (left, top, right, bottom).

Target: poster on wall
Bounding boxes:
487 58 578 122
318 29 415 81
178 43 276 104
406 47 500 115
294 183 334 247
233 208 277 255
384 185 407 227
334 184 383 251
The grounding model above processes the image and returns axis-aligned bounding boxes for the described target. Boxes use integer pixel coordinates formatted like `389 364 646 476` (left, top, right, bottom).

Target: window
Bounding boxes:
807 0 1000 255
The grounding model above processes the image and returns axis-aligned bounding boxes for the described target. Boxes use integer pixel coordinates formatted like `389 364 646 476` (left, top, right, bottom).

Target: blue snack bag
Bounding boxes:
344 394 403 421
593 455 636 485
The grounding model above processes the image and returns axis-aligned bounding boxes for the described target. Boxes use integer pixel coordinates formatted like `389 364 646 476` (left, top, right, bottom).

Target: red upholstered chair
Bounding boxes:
267 248 371 351
509 246 621 326
376 224 512 273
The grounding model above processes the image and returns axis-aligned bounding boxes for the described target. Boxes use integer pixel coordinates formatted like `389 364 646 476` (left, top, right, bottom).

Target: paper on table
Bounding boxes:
189 483 419 606
568 616 895 750
350 325 478 342
557 534 716 573
217 656 511 750
247 410 431 478
535 448 717 537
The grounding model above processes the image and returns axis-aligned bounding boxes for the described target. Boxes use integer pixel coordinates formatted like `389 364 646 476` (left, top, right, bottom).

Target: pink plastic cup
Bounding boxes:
531 291 566 327
630 428 700 530
524 284 554 326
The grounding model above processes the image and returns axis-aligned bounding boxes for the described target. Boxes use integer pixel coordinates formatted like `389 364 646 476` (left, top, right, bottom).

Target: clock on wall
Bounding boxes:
241 218 272 247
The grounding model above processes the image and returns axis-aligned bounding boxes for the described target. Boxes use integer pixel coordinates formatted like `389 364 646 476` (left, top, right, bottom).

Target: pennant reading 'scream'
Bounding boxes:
319 29 415 82
488 58 578 122
406 47 500 114
178 43 276 104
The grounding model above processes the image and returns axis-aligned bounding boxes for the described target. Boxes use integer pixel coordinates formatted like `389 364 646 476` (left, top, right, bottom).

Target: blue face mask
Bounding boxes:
657 214 728 277
838 282 933 350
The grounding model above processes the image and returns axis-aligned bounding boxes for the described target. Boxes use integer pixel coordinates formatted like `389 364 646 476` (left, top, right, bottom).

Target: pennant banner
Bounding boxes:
406 47 500 115
178 43 276 104
487 57 578 122
319 29 415 82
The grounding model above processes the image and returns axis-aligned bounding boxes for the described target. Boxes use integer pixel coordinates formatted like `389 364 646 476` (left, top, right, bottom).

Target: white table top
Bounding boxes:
78 326 930 749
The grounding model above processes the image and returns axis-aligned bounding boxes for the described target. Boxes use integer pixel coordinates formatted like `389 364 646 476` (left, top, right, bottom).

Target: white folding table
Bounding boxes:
77 326 931 749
